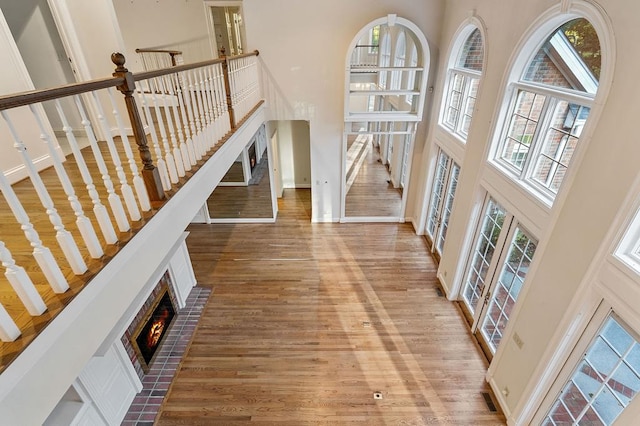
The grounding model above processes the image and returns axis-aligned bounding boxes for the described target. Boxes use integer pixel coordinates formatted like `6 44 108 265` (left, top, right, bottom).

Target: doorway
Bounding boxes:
206 1 246 57
1 0 83 154
459 195 538 360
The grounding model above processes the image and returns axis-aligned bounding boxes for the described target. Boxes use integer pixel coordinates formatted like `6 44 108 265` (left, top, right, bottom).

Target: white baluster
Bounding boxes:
106 88 151 212
173 72 197 167
1 110 87 275
156 75 185 177
0 241 46 316
90 91 141 222
0 148 69 293
164 73 191 172
185 70 205 158
29 105 103 259
135 83 171 191
216 64 231 135
0 301 20 342
145 79 179 183
54 100 118 244
203 65 222 144
195 68 213 150
74 95 130 233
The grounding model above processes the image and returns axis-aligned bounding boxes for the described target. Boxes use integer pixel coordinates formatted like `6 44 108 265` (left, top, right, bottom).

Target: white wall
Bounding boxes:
0 8 59 182
243 0 444 221
419 0 640 421
112 0 213 71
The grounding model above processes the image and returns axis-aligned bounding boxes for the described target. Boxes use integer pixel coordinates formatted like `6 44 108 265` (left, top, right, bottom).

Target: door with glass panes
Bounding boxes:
425 148 460 261
460 195 537 359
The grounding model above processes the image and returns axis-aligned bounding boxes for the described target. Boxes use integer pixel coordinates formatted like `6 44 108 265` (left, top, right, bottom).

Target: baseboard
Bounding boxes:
295 184 311 189
3 153 55 185
487 376 513 424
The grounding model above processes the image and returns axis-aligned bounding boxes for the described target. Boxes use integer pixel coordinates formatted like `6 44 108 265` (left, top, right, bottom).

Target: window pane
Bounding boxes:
480 228 536 352
436 163 460 254
462 199 505 313
456 28 484 72
531 102 590 192
500 91 545 170
543 316 640 425
523 18 600 93
426 151 449 238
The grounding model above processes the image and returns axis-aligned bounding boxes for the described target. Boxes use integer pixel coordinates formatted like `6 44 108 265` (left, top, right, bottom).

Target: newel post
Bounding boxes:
111 52 165 201
219 47 236 129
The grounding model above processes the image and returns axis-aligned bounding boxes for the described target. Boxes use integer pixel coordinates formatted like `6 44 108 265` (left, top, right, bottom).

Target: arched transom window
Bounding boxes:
442 27 484 140
493 18 601 201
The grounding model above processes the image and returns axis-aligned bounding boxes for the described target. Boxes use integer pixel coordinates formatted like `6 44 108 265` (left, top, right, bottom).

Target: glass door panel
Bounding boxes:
479 227 537 353
461 198 506 314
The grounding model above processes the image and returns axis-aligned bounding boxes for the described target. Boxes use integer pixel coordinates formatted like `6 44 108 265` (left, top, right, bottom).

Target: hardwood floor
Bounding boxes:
208 158 273 219
156 189 505 425
345 144 403 218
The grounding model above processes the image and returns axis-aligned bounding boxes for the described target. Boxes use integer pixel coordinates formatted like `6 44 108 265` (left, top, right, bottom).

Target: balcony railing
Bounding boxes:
0 50 261 367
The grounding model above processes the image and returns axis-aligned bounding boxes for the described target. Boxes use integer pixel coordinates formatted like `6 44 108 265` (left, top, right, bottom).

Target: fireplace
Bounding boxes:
130 284 176 372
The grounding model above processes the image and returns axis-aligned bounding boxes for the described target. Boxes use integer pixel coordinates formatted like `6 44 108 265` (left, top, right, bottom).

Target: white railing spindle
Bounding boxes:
135 86 171 191
0 241 46 316
184 70 206 158
90 91 141 222
29 105 104 259
156 76 185 177
163 74 191 172
0 161 69 294
0 298 20 342
74 95 131 233
145 79 179 184
106 88 151 212
54 99 118 244
1 111 87 276
173 72 197 167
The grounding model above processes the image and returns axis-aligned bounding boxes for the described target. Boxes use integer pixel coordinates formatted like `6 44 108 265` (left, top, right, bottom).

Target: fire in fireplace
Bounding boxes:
131 287 176 371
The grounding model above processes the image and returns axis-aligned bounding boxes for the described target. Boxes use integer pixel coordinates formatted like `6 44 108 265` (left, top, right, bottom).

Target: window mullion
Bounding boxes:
523 96 555 182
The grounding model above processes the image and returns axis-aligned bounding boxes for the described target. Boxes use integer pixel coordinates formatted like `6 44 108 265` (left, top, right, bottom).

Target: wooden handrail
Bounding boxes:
0 77 124 111
132 58 225 82
135 48 182 55
226 49 260 61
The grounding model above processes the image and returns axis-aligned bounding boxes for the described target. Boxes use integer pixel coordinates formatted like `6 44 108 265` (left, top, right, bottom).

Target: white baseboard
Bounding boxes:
487 376 513 424
3 153 56 185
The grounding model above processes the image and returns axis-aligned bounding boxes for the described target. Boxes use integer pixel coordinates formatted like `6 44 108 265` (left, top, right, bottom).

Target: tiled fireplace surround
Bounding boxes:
120 273 211 425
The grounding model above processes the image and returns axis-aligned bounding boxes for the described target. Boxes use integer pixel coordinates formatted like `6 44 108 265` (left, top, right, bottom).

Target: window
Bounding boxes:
425 148 460 260
391 32 406 90
378 32 391 88
460 196 538 356
405 45 418 104
542 314 640 425
442 27 483 140
493 18 600 201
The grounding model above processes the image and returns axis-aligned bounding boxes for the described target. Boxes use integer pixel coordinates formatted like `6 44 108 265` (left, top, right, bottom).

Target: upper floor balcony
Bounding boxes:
0 49 264 375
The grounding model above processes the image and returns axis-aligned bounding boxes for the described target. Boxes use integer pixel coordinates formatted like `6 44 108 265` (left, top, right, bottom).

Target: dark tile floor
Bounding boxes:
121 287 211 425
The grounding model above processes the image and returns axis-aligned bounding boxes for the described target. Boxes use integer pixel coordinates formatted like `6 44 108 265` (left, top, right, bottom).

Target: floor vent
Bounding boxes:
435 287 444 297
481 392 497 412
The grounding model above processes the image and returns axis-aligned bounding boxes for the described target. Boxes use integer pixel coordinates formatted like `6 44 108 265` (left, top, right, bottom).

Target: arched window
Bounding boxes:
378 31 391 88
391 31 406 90
492 18 601 201
442 27 484 140
405 44 418 104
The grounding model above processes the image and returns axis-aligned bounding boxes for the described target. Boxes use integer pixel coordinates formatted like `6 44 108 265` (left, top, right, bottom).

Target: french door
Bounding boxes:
460 195 538 359
425 148 460 261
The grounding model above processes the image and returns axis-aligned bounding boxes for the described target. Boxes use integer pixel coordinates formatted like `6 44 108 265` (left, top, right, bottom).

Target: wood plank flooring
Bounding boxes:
156 189 505 425
345 144 402 218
